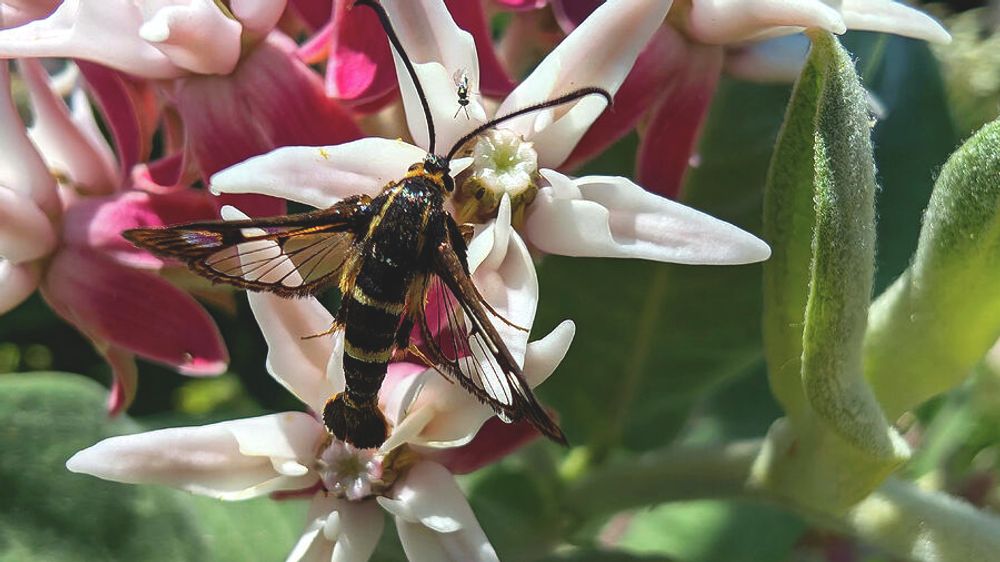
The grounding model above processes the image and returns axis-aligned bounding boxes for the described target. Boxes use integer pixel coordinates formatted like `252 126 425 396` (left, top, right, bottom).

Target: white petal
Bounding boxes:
686 0 847 44
0 186 56 263
66 413 324 500
466 203 537 365
220 205 341 412
0 64 59 217
210 139 427 209
382 0 487 152
0 0 185 79
0 259 40 315
724 34 810 84
840 0 951 44
524 169 771 265
522 319 575 387
495 0 673 168
380 462 498 562
287 494 384 562
19 58 118 195
229 0 287 37
137 0 242 75
394 321 572 449
248 292 340 414
69 86 120 187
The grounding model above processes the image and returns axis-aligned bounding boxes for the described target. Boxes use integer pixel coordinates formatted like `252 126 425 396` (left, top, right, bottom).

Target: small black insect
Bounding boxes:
453 68 472 119
124 0 610 449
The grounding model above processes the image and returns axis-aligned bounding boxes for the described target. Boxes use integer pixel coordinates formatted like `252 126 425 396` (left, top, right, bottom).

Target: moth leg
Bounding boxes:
458 223 474 245
301 296 349 340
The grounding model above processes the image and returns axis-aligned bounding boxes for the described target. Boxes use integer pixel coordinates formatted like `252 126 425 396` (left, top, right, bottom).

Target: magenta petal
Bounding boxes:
492 0 548 11
431 417 539 475
175 32 361 216
298 19 332 63
550 0 603 31
289 0 334 30
77 61 155 178
42 247 228 376
325 0 398 110
636 48 723 199
62 189 217 268
446 0 514 97
562 25 681 171
104 345 139 416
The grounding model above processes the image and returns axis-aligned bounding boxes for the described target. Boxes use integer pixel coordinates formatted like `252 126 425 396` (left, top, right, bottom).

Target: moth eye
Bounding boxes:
475 188 486 200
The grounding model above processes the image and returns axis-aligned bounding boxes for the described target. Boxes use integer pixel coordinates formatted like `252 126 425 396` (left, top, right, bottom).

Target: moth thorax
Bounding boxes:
452 128 539 226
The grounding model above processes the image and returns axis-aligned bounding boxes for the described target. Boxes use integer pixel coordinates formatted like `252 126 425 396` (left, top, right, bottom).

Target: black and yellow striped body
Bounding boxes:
324 163 453 448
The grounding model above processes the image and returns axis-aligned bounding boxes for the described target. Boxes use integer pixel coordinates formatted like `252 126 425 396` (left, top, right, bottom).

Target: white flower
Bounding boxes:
682 0 951 46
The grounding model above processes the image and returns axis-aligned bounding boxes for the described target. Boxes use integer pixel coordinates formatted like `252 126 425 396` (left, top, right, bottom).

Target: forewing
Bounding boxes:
414 239 566 444
124 197 371 297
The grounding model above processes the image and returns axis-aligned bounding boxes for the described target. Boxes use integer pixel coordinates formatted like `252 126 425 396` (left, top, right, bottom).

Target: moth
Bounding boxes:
125 0 610 449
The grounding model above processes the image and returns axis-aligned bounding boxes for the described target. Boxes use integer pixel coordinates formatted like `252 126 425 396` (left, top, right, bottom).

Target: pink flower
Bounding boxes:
0 61 227 414
0 1 362 216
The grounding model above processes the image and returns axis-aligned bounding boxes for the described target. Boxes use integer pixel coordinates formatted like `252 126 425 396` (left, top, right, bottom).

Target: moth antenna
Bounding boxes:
354 0 437 154
446 87 612 161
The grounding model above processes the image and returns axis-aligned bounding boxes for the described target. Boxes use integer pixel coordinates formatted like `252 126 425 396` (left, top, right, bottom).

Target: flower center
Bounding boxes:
453 129 539 226
315 440 415 501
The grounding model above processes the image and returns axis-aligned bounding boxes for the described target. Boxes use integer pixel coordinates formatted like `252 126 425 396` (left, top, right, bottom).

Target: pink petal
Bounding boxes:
526 169 771 264
19 58 118 195
550 0 602 31
379 461 499 562
493 0 548 11
297 19 332 63
636 45 723 199
496 0 673 168
62 188 218 268
0 0 186 79
0 259 41 315
174 32 361 216
66 412 324 499
42 246 229 376
104 345 139 416
432 417 539 475
0 186 56 263
326 0 398 110
210 138 426 209
446 0 514 97
0 0 61 28
0 63 59 217
229 0 287 38
137 0 242 75
289 0 334 31
561 24 682 171
76 61 158 179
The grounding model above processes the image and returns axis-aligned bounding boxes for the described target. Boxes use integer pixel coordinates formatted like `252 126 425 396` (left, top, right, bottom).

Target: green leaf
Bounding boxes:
615 500 805 562
752 32 908 514
536 80 790 455
865 118 1000 419
0 372 204 562
0 372 308 562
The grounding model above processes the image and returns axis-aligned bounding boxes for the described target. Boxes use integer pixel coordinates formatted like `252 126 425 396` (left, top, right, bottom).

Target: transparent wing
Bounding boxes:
124 197 371 297
410 239 566 444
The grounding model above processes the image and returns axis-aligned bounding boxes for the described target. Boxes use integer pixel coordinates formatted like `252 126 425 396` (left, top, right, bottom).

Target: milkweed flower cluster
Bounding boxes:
0 0 966 560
